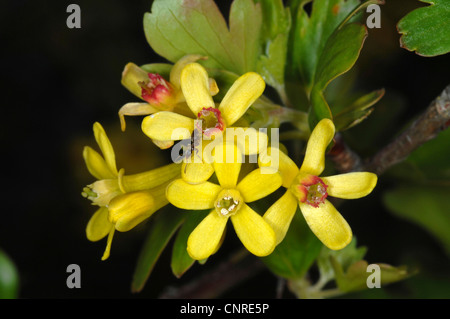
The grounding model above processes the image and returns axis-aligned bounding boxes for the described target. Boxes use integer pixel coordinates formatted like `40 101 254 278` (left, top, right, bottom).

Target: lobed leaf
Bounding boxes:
397 0 450 57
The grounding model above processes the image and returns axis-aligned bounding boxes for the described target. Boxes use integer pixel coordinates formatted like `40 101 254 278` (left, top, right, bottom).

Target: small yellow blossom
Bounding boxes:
259 119 377 250
166 143 282 260
82 122 180 260
142 62 268 184
118 55 219 150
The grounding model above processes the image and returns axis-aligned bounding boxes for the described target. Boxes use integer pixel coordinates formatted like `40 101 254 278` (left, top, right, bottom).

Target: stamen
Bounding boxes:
214 189 242 217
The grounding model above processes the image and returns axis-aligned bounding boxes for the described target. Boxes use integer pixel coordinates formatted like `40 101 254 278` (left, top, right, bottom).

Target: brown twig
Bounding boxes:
364 84 450 175
159 250 266 299
330 84 450 175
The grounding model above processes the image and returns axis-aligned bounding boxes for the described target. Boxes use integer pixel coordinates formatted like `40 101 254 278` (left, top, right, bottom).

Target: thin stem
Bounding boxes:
365 84 450 175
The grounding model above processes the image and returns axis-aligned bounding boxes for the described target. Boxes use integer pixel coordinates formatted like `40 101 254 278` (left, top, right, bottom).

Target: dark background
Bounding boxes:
2 0 450 298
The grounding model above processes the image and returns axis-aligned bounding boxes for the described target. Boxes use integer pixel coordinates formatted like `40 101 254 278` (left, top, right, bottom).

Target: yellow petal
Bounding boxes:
86 207 113 242
237 168 282 203
263 190 298 245
93 122 118 176
151 139 175 150
170 55 208 89
118 102 160 131
83 146 117 180
108 190 156 232
121 163 181 192
180 63 215 115
182 161 214 184
219 72 265 126
121 62 150 98
141 111 194 141
230 204 276 257
166 179 221 210
322 172 378 199
258 147 299 188
213 142 243 188
299 200 352 250
101 228 115 261
225 127 268 156
187 209 228 260
299 118 335 176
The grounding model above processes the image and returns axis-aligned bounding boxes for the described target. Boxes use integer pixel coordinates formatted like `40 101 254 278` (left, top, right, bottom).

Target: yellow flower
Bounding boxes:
118 55 219 150
82 122 180 260
166 143 282 260
142 62 268 184
259 119 377 250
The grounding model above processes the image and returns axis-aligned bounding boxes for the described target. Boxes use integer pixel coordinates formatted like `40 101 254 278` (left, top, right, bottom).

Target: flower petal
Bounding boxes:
182 161 214 184
121 163 181 192
237 168 282 203
258 147 299 188
166 179 221 210
322 172 377 199
170 55 207 89
180 63 215 115
299 118 335 176
108 190 155 232
299 200 352 250
83 146 117 180
263 190 298 245
187 210 228 260
212 142 243 188
230 204 276 256
226 127 268 155
93 122 118 176
86 207 113 242
219 72 265 126
118 102 160 131
141 111 194 141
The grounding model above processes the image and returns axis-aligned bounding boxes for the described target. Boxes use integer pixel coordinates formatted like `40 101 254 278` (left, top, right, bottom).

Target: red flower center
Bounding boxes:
139 73 173 107
295 175 328 208
197 107 225 138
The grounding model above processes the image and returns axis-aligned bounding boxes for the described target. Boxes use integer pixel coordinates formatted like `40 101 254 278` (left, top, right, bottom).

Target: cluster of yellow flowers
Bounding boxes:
82 56 378 261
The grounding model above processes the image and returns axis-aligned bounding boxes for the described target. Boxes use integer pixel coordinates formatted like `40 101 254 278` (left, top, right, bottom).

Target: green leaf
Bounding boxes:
261 208 322 279
255 0 291 89
229 0 263 73
290 0 360 92
0 249 19 299
171 210 209 278
143 0 264 75
143 0 242 73
314 23 367 91
383 185 450 254
317 237 367 284
332 258 413 293
333 88 385 131
308 22 368 127
397 0 450 57
131 209 185 292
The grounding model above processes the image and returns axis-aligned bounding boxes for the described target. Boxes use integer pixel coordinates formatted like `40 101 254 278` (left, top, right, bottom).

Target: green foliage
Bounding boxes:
261 209 322 280
384 186 450 255
0 249 19 299
143 0 263 75
171 210 209 278
398 0 450 57
131 209 185 292
384 128 450 255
